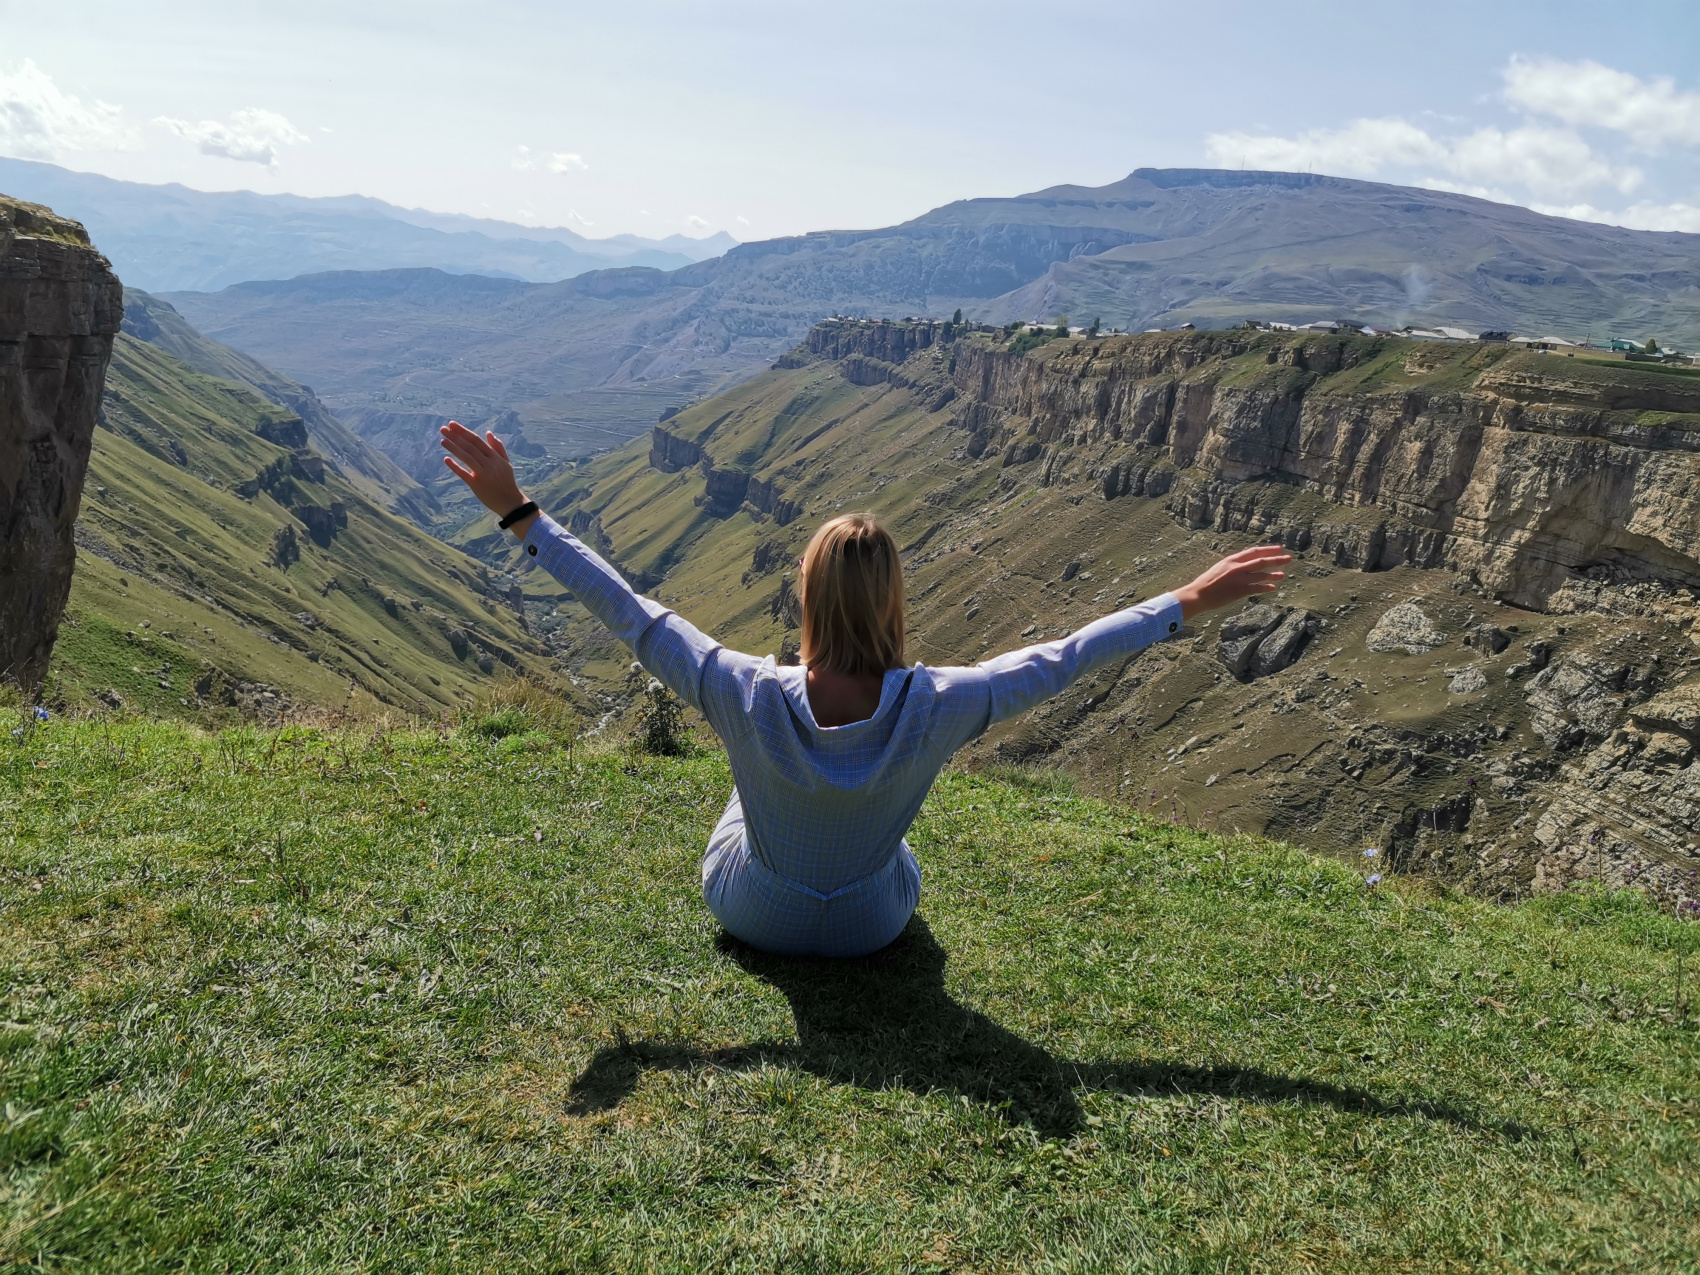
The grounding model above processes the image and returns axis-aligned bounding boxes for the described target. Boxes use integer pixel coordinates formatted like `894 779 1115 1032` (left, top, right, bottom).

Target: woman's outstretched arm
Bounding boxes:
973 544 1293 727
439 420 722 711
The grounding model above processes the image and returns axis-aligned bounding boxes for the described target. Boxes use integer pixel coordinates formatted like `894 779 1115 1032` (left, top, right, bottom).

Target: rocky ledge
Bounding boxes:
0 196 123 690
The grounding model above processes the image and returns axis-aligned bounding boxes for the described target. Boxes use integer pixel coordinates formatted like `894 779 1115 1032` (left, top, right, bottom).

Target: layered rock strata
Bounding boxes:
809 321 1700 909
0 197 122 689
924 327 1700 610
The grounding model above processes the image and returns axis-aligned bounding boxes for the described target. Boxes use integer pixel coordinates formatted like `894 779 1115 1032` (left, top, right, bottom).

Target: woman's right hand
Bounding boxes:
1170 545 1293 620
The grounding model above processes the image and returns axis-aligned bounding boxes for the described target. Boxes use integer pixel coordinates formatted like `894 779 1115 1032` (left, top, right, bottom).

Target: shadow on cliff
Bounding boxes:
565 917 1529 1141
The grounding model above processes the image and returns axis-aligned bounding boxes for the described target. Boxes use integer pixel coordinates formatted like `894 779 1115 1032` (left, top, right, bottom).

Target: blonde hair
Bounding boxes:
797 513 906 676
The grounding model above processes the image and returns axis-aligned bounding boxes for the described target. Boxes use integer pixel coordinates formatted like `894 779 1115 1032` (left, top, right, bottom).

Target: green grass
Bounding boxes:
1575 356 1700 382
3 718 1696 1271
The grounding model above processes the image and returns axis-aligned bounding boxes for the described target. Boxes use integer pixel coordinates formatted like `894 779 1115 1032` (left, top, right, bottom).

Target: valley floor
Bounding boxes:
2 718 1696 1272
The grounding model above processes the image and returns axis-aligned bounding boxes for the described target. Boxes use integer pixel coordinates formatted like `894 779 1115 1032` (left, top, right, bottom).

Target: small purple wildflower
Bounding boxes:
1366 873 1383 886
33 707 49 722
1363 847 1379 859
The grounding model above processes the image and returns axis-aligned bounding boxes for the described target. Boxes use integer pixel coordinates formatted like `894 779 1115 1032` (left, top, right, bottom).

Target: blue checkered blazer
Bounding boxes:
523 514 1183 956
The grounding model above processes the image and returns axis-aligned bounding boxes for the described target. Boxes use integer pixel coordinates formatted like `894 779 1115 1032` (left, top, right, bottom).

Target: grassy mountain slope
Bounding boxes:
2 718 1695 1268
119 288 439 525
161 169 1700 476
484 326 1698 899
51 333 552 718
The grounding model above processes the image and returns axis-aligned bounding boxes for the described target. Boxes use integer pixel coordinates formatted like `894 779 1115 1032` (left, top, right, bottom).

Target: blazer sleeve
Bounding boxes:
518 513 722 713
977 592 1184 727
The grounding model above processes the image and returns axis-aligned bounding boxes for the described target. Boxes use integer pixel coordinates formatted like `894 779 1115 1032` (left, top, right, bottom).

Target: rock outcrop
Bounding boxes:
0 197 123 689
922 326 1700 611
1530 675 1700 911
650 424 804 523
1217 604 1315 678
1366 603 1448 656
1525 652 1658 749
650 425 705 472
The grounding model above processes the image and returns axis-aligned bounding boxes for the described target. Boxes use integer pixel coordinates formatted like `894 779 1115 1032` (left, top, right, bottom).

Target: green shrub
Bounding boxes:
626 661 690 756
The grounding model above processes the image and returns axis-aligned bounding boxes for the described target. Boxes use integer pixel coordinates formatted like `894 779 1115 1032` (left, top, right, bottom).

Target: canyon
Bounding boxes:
514 320 1700 910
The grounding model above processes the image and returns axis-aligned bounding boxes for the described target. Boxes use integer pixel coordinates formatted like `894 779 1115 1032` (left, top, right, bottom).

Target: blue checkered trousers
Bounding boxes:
522 514 1184 957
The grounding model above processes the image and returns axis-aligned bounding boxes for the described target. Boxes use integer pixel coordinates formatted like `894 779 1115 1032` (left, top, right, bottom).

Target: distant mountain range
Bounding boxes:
152 168 1699 474
0 158 737 291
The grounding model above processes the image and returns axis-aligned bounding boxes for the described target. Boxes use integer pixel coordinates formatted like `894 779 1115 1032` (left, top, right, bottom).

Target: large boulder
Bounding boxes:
0 197 123 690
1249 608 1314 677
1365 602 1447 655
1217 603 1283 675
1463 623 1510 655
1218 603 1316 678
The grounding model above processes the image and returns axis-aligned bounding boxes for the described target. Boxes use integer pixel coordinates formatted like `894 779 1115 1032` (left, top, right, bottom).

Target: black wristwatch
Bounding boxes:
498 500 539 530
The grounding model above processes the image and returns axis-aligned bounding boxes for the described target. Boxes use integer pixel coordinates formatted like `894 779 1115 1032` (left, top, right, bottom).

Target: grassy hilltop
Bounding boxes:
2 713 1696 1270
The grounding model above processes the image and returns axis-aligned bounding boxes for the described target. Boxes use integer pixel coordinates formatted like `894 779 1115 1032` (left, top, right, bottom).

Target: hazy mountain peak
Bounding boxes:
0 157 740 291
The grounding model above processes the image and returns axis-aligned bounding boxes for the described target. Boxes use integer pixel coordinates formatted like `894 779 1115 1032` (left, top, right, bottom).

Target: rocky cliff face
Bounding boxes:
922 325 1700 909
0 196 122 690
932 329 1700 611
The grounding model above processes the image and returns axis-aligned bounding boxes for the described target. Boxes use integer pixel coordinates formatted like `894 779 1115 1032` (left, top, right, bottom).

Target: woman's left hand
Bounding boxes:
1171 545 1294 619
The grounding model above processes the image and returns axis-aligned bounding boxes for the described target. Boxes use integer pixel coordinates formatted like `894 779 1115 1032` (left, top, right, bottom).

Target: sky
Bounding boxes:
3 0 1699 244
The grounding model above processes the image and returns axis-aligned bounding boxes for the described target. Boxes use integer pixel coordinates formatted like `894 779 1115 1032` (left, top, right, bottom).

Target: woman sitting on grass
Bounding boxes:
442 420 1290 958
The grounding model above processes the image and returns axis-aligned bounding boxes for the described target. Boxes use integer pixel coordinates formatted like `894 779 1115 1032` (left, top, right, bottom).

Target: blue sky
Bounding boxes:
3 0 1698 241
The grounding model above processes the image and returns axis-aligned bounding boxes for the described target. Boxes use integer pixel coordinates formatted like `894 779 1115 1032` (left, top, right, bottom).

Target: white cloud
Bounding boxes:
156 108 307 167
1531 200 1700 233
735 214 750 225
1504 56 1700 148
1202 56 1700 231
1416 177 1511 202
1206 117 1446 176
568 208 593 226
0 59 135 159
1446 125 1640 199
513 145 587 174
1206 119 1637 201
686 214 709 230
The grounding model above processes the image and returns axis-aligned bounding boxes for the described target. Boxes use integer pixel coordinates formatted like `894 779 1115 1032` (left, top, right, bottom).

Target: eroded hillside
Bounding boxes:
508 322 1700 909
50 332 553 719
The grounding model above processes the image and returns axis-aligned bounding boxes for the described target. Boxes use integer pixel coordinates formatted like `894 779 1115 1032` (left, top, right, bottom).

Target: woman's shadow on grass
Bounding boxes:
566 916 1526 1140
